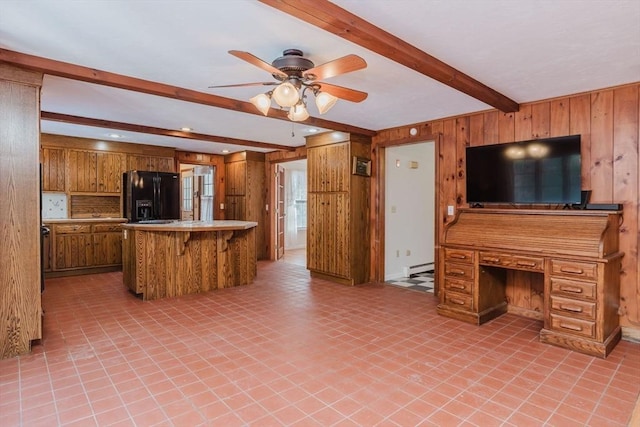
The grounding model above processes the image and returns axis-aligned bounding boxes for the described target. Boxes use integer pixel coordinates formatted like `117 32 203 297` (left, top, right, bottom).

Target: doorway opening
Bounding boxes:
179 164 215 221
276 159 307 266
384 142 436 293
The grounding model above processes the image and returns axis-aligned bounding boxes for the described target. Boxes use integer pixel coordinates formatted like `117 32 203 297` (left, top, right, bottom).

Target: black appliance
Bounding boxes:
122 170 180 222
466 135 582 205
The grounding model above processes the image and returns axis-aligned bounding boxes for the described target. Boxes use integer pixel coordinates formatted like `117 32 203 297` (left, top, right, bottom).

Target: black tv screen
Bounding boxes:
466 135 582 205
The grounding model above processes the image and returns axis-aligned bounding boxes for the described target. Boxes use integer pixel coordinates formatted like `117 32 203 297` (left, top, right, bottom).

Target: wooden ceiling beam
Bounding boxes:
0 48 377 137
41 111 297 152
259 0 520 113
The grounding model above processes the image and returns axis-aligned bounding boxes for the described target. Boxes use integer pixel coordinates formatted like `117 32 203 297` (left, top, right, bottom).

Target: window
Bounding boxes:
182 175 192 211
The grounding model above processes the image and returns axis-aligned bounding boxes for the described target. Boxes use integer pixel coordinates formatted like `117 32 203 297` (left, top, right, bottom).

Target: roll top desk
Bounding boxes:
437 208 623 358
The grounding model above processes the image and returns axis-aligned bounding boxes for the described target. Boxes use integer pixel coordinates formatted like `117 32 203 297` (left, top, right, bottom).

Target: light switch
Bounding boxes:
220 203 225 210
391 205 397 213
447 205 454 216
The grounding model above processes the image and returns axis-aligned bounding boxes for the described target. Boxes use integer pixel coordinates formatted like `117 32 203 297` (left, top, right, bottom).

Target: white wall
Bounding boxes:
384 142 435 280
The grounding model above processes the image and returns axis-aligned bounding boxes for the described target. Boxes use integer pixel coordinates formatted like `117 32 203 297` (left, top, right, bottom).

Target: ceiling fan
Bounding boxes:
209 49 368 121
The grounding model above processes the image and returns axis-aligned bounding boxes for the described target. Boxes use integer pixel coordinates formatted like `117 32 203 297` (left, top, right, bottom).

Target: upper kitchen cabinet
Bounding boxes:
41 147 65 192
127 154 175 172
67 150 125 193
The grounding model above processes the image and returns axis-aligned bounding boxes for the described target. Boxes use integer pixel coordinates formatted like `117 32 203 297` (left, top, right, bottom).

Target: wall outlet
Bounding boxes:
220 203 225 210
396 250 400 258
391 205 397 213
406 249 411 256
447 205 454 216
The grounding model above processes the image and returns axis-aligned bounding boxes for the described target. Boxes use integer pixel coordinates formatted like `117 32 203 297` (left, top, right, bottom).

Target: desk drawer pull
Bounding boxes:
516 261 537 267
559 304 583 313
449 269 466 276
450 253 468 260
483 257 500 263
560 266 584 275
449 283 466 291
559 322 583 332
450 298 466 306
559 285 583 294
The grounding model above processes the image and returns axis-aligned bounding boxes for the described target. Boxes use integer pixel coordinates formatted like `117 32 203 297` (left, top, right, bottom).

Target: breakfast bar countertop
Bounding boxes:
121 220 258 232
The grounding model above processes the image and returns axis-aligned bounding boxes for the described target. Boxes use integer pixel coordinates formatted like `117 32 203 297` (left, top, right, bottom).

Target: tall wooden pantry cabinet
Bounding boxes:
306 131 371 285
224 151 267 259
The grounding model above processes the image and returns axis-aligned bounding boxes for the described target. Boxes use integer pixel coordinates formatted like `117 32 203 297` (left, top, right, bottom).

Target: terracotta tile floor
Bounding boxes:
1 260 639 426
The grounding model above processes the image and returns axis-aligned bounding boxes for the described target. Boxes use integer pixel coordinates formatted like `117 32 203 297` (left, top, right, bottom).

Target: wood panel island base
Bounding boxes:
122 221 257 300
437 209 623 358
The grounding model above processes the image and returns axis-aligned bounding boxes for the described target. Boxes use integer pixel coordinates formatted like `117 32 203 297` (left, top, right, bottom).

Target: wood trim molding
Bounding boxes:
41 111 297 152
0 48 376 136
260 0 519 113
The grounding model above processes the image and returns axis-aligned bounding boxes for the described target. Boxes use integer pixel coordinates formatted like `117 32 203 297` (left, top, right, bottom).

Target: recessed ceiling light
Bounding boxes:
222 149 230 153
108 133 121 138
307 128 318 133
180 127 192 132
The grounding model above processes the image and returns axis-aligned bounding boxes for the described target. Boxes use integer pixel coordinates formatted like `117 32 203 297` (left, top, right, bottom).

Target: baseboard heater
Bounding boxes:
402 262 434 278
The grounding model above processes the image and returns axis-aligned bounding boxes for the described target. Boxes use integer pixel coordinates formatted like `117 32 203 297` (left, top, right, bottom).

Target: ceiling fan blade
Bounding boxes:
315 82 368 103
303 54 367 81
208 82 278 89
228 50 287 79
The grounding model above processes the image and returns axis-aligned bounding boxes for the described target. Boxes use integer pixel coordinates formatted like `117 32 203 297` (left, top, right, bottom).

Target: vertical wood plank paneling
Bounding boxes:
531 102 551 139
469 114 484 147
613 86 639 324
590 90 615 202
483 111 499 143
569 95 592 192
456 117 470 206
514 104 532 141
439 120 457 243
498 112 515 143
550 99 570 136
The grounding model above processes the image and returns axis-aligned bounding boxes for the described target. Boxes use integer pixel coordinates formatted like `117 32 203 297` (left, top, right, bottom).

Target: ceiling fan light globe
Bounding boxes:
287 103 310 122
315 91 338 114
249 93 271 115
272 82 300 107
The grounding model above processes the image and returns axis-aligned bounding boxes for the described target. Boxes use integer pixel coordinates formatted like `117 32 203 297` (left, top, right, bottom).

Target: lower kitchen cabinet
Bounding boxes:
46 220 125 276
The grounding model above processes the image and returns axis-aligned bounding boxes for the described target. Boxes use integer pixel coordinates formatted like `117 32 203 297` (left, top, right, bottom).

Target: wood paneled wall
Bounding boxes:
373 83 639 334
0 65 43 358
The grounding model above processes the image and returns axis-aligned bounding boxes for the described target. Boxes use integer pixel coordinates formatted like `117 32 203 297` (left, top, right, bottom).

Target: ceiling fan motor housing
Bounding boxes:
272 49 315 79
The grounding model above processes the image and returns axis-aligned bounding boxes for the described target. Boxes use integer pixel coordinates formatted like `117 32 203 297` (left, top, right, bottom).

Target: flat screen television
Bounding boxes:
466 135 581 205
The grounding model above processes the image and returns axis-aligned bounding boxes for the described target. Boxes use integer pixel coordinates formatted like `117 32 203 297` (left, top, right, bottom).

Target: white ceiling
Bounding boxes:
1 0 638 154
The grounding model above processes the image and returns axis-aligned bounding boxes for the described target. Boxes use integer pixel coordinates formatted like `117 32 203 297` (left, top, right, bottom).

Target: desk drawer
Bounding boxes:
550 313 596 339
444 248 475 264
550 277 596 300
550 259 598 281
479 251 544 272
444 278 473 295
55 224 92 234
443 291 473 310
550 295 596 320
444 262 474 280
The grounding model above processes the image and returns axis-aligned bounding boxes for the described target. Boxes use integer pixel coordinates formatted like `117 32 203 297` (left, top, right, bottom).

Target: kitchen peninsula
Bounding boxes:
122 220 257 300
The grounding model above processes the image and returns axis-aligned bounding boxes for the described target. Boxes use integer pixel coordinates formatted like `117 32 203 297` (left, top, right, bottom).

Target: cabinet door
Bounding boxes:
225 195 246 219
307 193 350 277
307 143 350 192
55 233 93 269
68 150 97 192
42 230 52 272
226 162 246 195
96 152 124 193
41 147 66 192
93 232 122 266
155 157 175 172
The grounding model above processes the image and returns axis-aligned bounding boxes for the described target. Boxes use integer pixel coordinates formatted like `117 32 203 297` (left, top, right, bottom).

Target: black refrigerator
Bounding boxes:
122 171 181 222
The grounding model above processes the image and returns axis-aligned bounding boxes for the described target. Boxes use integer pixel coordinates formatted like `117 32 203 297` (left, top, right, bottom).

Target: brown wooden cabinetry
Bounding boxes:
68 150 124 193
306 132 371 285
41 147 65 192
224 152 266 259
127 154 175 172
46 220 125 275
438 209 622 358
